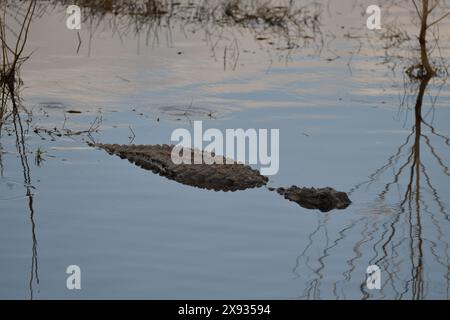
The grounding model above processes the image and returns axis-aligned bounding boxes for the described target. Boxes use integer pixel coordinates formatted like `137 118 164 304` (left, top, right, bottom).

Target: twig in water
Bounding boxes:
128 125 135 144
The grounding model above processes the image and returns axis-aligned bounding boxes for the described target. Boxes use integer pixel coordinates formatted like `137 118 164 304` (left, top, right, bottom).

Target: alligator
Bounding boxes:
275 186 351 212
91 143 351 212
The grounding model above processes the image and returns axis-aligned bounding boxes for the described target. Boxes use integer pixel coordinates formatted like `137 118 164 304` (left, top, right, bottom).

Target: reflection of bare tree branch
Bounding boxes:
421 197 450 298
296 1 450 299
1 0 39 299
13 109 39 300
0 141 3 176
352 72 449 298
292 214 328 299
2 78 39 299
8 77 39 299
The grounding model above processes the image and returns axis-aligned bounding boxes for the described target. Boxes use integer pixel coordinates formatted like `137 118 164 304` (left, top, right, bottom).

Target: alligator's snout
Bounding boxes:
275 186 351 212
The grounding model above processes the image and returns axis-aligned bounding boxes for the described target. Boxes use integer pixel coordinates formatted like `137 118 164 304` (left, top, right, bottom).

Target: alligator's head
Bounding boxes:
276 186 351 212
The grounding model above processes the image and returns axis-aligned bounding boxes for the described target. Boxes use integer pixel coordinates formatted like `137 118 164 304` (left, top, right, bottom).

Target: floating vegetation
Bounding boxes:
34 146 45 166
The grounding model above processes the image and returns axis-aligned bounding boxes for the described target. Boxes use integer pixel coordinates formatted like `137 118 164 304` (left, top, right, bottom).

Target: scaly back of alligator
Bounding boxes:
92 143 268 192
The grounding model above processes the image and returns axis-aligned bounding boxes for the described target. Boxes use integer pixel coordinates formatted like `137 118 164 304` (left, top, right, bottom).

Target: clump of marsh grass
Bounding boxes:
51 0 323 66
34 146 46 166
0 0 36 132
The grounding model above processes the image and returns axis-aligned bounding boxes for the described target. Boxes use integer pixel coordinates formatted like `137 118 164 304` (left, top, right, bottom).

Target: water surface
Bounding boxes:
1 0 450 299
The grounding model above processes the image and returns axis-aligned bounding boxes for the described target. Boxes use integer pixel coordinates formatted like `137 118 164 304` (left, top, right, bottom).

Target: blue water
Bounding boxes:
1 1 450 299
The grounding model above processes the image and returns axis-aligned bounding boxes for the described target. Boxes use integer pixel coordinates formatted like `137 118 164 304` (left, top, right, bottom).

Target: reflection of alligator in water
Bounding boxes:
91 143 351 212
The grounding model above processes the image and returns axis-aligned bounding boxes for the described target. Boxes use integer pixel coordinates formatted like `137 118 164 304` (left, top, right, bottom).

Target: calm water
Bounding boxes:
1 0 450 299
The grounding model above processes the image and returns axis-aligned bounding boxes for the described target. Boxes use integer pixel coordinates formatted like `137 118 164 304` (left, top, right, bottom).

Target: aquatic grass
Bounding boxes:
51 0 323 67
0 0 36 132
34 146 45 166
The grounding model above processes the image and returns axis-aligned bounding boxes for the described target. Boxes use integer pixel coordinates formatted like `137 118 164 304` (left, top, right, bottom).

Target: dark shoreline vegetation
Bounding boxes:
0 0 450 299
